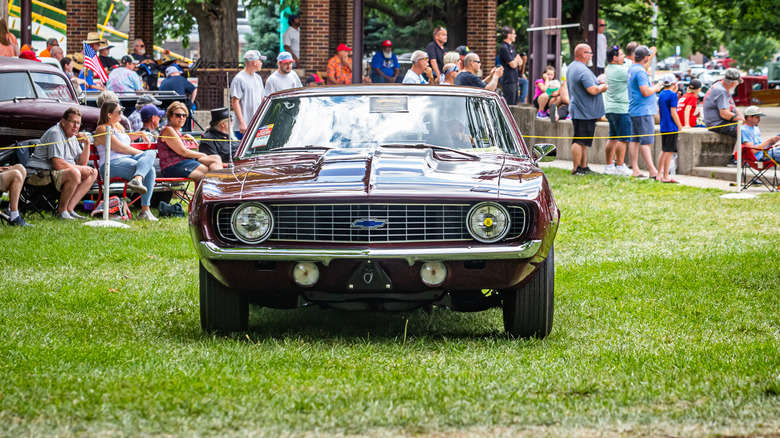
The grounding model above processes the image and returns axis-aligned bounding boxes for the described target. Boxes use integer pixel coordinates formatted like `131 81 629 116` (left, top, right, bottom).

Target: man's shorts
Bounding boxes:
606 113 631 142
661 133 678 153
26 168 67 191
572 118 598 147
162 159 201 178
708 123 737 139
630 115 655 145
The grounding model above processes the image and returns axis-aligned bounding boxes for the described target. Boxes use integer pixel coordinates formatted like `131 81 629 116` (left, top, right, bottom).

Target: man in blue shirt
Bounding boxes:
567 43 608 175
370 40 400 83
454 53 503 90
159 66 197 103
627 45 663 178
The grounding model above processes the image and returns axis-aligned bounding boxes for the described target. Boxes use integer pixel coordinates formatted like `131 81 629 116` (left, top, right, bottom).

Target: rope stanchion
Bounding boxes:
522 121 741 140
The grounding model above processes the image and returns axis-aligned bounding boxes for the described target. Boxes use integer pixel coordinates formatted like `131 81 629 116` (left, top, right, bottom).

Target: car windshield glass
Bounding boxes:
0 72 36 101
242 95 521 157
30 72 74 102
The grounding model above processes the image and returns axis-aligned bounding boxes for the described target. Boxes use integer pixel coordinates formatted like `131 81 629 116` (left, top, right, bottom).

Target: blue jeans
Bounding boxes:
518 78 529 103
100 150 157 207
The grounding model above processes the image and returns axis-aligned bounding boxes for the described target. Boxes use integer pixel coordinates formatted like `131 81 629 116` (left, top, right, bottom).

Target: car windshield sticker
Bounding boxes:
251 124 274 149
370 96 409 113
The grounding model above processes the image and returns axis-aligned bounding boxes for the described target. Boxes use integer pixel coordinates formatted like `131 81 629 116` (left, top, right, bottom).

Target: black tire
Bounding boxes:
199 262 249 332
502 245 554 339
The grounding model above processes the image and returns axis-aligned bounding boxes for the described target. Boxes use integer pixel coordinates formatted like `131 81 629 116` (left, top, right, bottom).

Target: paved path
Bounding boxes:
539 158 774 197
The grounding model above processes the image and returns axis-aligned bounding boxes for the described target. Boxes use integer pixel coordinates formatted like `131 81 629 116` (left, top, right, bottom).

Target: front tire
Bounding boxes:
502 245 554 339
199 262 249 332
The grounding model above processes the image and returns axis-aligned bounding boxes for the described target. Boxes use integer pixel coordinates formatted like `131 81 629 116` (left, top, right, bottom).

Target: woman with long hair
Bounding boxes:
157 101 222 181
0 18 20 57
93 101 159 220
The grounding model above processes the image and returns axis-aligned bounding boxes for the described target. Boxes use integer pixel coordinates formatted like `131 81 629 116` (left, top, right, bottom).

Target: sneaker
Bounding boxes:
55 211 74 220
571 168 586 176
536 111 549 119
9 216 33 226
603 164 617 175
727 157 737 167
138 210 159 221
581 166 593 174
68 211 87 220
615 164 633 176
127 178 148 194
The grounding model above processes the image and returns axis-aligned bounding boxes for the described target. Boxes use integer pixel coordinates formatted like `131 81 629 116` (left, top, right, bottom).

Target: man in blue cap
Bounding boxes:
139 104 165 143
265 51 302 94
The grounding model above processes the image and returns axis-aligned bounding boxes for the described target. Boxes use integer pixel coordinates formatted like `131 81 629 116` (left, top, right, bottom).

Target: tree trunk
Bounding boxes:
187 0 239 65
444 0 467 48
0 0 7 21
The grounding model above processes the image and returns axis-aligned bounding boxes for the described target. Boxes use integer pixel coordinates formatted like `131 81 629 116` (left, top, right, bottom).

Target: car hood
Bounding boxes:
0 99 102 135
200 147 544 202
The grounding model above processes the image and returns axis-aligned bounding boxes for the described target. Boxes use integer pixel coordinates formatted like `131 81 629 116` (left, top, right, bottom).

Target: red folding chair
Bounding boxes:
89 145 138 218
737 143 778 192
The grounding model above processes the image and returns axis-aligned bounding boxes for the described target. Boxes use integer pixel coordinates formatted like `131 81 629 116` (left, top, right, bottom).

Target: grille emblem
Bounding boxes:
352 218 387 229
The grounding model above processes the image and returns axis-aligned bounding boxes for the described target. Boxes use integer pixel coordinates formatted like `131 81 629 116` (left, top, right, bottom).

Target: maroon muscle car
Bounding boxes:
189 85 560 338
0 57 101 149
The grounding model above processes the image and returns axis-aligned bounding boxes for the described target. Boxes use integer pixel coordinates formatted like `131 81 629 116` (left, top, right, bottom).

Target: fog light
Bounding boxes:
293 262 320 287
420 261 447 287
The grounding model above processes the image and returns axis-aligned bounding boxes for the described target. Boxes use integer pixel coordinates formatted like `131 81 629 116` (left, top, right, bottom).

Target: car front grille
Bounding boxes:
215 203 528 243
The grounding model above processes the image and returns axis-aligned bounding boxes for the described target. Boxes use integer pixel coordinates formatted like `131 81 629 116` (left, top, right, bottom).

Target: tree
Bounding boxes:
726 34 779 71
245 2 281 68
154 0 241 64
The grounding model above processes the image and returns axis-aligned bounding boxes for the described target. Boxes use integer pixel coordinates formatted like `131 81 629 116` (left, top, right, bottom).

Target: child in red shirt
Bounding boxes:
677 79 702 128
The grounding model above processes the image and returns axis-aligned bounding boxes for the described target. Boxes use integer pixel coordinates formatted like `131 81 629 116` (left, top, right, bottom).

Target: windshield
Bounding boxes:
241 95 522 157
0 71 74 102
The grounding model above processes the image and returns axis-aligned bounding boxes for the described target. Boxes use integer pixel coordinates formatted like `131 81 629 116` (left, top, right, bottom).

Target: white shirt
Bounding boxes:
597 33 607 68
282 26 300 59
230 70 265 131
402 69 428 84
264 70 303 94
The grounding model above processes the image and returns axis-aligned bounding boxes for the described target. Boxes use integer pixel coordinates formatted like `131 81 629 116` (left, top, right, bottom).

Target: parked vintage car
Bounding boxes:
0 56 102 152
189 85 560 338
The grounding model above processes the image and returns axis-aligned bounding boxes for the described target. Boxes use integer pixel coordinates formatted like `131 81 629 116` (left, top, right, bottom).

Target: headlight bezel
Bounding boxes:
230 202 274 244
466 202 511 243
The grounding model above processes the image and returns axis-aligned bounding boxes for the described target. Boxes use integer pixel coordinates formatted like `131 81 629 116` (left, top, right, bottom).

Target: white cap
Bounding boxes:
662 73 677 86
244 50 267 62
744 106 766 117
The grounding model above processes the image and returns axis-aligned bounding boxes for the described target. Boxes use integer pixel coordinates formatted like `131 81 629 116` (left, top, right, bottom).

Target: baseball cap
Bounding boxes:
121 55 139 64
411 50 429 63
455 46 470 56
136 94 162 106
688 79 702 90
662 73 677 86
277 51 294 63
140 104 165 121
244 50 267 62
744 105 766 117
634 45 650 59
724 67 743 84
305 73 323 85
165 65 181 76
336 43 351 52
381 40 392 48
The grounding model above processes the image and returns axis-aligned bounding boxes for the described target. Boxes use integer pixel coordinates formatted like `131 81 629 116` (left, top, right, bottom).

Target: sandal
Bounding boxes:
661 179 679 184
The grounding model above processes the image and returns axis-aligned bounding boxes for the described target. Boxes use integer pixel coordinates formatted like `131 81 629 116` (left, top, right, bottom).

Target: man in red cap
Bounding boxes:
327 43 353 85
370 40 400 84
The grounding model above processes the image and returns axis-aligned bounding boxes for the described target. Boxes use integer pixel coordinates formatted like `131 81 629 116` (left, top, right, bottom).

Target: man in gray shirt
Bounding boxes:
26 108 97 220
703 68 744 165
567 43 608 175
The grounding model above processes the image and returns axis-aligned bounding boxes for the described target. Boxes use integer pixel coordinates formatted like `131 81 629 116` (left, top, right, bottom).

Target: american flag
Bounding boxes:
83 42 109 84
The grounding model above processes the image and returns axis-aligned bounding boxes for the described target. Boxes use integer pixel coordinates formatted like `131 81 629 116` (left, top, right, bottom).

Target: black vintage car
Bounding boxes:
190 85 560 339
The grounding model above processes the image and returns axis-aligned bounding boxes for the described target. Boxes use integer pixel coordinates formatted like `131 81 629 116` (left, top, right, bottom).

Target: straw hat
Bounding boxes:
83 32 105 45
71 52 84 70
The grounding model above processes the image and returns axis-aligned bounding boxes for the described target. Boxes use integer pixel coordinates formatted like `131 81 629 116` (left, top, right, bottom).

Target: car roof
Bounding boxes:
266 84 500 100
0 56 64 74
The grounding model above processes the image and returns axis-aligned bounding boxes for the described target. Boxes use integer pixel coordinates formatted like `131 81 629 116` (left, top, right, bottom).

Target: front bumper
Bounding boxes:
196 239 543 266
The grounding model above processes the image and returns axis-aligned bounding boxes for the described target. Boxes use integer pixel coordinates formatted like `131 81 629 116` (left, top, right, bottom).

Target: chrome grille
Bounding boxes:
215 203 529 243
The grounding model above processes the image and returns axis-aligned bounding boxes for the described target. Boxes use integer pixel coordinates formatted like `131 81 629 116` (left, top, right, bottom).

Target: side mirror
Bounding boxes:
532 143 556 164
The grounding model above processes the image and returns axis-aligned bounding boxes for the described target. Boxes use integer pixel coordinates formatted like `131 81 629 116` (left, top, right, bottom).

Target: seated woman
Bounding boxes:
93 101 158 221
533 65 562 119
157 101 222 181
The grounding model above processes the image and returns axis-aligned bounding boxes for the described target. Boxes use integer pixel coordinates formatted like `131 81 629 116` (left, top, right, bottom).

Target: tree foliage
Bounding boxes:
725 34 779 71
245 2 281 68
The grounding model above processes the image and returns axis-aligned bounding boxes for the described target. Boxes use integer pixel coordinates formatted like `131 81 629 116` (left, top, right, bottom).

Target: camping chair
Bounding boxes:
15 139 60 217
738 143 778 192
89 145 137 219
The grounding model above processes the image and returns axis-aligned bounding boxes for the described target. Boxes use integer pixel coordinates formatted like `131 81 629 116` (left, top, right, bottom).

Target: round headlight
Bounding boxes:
466 202 510 243
231 202 273 244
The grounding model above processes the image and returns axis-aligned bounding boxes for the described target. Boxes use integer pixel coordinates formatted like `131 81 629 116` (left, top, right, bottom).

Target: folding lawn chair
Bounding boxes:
738 143 778 192
15 139 61 217
89 145 137 219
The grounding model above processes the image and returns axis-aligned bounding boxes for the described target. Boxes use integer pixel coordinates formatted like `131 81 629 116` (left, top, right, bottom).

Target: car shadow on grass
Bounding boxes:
237 305 507 342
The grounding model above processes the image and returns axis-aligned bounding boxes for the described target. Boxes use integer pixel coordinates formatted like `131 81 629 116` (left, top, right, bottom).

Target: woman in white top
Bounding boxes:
93 102 158 220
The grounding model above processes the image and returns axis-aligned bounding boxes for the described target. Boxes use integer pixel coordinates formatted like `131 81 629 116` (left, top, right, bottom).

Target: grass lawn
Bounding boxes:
1 168 779 437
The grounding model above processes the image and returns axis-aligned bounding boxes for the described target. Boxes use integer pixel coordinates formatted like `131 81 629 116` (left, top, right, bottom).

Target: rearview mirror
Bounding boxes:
532 143 556 164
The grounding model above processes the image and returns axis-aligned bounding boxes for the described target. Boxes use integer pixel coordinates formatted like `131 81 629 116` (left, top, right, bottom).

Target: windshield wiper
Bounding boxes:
379 143 480 160
266 145 335 153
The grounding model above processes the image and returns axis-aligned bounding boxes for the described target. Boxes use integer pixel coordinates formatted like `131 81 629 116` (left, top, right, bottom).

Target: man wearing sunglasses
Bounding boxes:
454 52 503 91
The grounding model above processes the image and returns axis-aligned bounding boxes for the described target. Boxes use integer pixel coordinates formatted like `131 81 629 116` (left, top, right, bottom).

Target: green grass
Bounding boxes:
1 169 779 437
